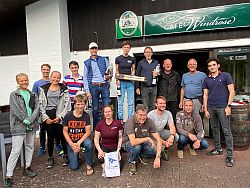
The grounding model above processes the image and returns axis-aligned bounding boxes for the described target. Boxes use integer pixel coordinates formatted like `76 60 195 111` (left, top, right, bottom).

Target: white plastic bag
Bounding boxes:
104 151 120 177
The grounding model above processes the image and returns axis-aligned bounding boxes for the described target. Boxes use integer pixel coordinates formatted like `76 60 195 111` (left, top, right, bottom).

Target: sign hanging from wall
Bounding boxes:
144 3 250 36
116 11 142 39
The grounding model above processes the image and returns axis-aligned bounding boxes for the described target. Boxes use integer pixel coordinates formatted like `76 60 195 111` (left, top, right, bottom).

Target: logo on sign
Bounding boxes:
119 11 139 36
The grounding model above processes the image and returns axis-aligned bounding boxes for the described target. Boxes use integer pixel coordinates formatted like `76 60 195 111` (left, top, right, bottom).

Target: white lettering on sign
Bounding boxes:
157 15 236 31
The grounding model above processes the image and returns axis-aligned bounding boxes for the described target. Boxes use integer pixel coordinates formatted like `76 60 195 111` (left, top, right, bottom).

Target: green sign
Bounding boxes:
144 3 250 36
116 11 142 39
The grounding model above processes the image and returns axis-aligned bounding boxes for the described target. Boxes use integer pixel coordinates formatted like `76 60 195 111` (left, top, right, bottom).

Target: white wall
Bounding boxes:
26 0 70 86
0 55 29 106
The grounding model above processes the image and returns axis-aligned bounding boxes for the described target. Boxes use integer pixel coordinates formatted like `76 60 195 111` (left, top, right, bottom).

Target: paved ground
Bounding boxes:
1 138 250 188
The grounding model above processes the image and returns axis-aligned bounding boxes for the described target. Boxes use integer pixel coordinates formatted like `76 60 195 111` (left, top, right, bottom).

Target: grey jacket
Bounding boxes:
176 110 204 140
39 83 71 123
9 89 40 136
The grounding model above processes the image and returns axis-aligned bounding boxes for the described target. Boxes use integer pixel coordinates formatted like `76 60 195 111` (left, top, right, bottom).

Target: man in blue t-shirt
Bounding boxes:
179 58 207 114
32 64 51 156
203 57 235 167
115 41 136 122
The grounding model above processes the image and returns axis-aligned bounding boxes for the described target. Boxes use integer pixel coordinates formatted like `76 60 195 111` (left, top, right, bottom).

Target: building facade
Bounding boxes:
0 0 249 107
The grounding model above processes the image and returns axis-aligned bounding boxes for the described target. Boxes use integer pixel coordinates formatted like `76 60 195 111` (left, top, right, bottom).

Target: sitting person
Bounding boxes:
148 96 179 161
5 73 39 187
63 95 94 175
94 105 123 177
122 104 162 175
176 99 208 159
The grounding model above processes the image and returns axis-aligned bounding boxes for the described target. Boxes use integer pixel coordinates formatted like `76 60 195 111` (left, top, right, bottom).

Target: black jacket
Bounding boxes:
157 70 181 102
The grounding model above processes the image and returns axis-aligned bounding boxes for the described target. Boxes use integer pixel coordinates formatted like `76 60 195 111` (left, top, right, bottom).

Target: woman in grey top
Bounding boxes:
39 71 71 169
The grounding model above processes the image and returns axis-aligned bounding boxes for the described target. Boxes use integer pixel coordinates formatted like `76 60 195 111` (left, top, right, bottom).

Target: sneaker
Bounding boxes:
207 149 223 156
23 167 37 178
55 144 64 156
188 147 197 156
62 155 69 166
161 149 170 161
129 161 137 175
101 164 106 178
4 177 13 187
177 150 184 159
47 157 54 169
38 147 46 157
138 156 148 165
80 147 86 153
225 157 235 167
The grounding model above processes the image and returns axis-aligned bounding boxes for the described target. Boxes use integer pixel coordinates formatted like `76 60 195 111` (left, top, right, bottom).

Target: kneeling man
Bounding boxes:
122 104 162 175
176 99 208 159
148 96 179 161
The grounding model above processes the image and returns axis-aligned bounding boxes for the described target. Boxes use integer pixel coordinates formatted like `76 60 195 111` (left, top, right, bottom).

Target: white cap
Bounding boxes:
89 42 98 49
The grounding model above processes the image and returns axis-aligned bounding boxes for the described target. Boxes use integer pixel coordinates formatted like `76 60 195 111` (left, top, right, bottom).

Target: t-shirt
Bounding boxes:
95 119 123 150
122 116 157 146
181 71 207 98
62 111 91 143
32 79 50 96
147 110 173 132
19 90 32 116
202 72 233 108
115 55 136 75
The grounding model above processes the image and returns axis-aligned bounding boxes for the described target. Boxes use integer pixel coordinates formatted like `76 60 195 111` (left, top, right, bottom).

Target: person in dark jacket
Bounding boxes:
157 59 181 122
5 73 39 187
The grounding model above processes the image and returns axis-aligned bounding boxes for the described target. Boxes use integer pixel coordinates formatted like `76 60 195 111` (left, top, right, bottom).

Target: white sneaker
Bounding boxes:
101 164 106 177
177 150 184 159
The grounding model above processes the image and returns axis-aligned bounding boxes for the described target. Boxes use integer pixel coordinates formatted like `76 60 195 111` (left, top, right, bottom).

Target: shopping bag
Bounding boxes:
104 151 120 177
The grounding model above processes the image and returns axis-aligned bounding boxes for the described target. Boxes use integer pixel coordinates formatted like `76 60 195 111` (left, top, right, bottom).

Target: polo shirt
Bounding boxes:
95 119 123 150
202 72 233 108
63 74 84 103
115 55 136 75
122 116 157 146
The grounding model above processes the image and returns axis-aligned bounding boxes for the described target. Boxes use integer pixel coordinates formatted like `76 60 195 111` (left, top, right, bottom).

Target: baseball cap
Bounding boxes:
89 42 98 49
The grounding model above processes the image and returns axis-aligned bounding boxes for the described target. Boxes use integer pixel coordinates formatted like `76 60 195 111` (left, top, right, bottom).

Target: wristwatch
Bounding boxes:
227 104 232 107
156 154 161 158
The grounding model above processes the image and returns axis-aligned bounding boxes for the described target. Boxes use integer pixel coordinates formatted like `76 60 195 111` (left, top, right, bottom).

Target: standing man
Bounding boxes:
203 58 235 167
176 99 208 159
158 59 181 122
5 73 39 187
179 58 207 114
122 104 162 175
63 61 84 110
136 46 159 111
32 64 51 156
148 96 179 161
83 42 112 129
115 41 136 122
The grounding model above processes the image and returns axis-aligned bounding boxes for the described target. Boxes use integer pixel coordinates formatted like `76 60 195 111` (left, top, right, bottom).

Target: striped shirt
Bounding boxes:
63 74 84 103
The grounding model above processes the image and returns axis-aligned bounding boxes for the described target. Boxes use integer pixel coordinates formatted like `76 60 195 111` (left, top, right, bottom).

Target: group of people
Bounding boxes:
4 41 235 187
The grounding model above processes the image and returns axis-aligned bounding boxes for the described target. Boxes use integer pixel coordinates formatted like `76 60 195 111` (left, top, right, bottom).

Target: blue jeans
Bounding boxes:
123 141 156 163
208 107 233 157
67 138 93 170
141 86 157 112
90 83 110 129
177 134 209 150
118 80 134 120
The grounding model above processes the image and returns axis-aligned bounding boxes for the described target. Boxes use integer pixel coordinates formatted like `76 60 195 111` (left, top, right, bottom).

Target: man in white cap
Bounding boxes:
83 42 112 129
